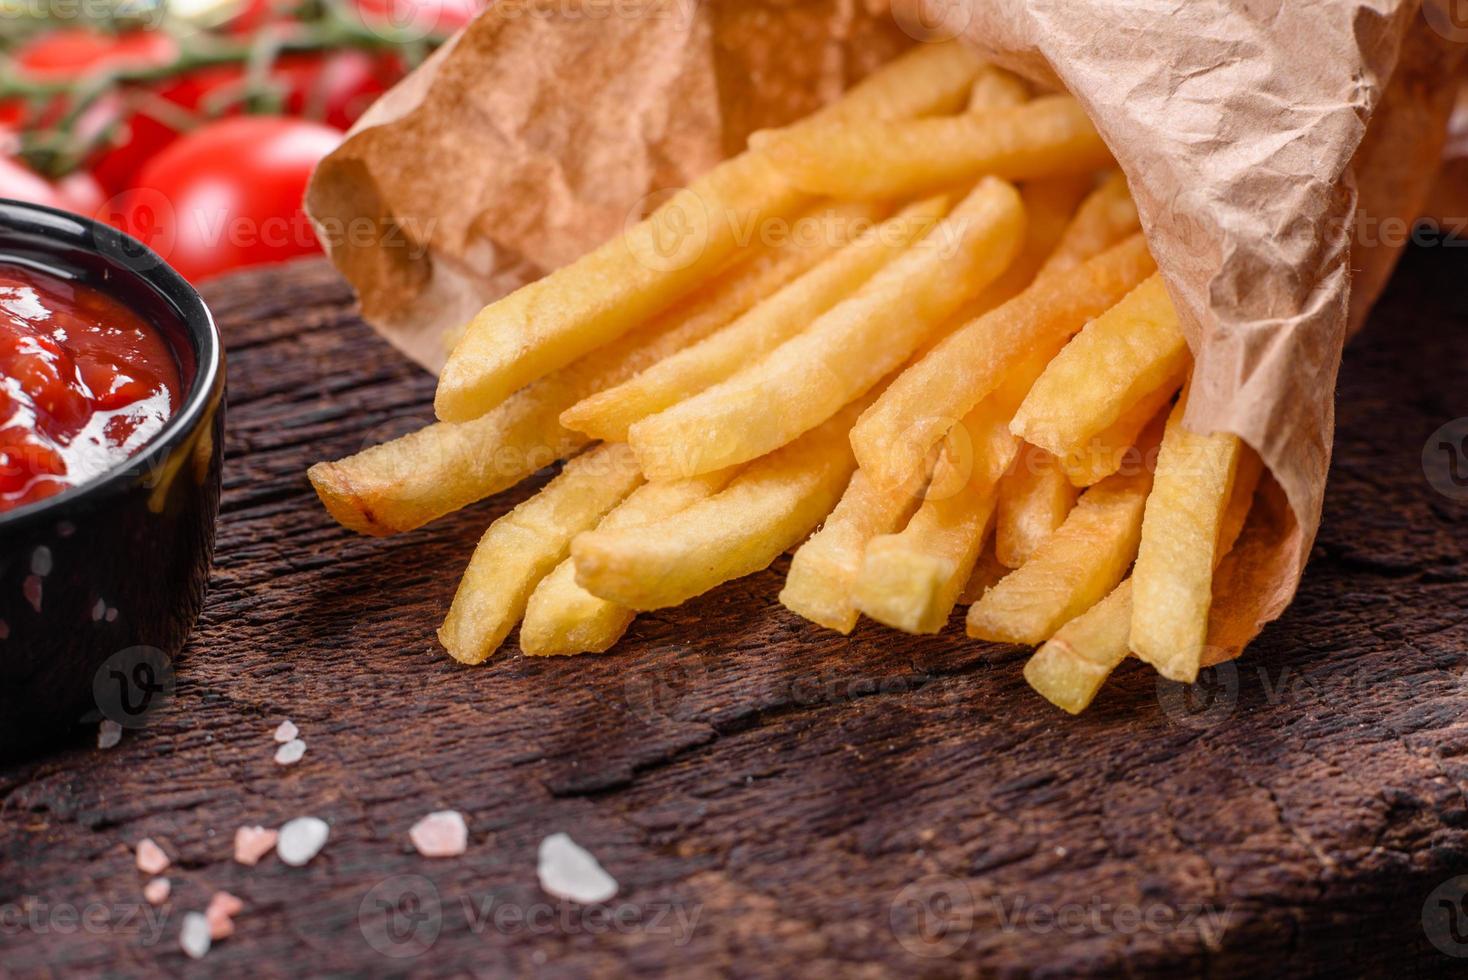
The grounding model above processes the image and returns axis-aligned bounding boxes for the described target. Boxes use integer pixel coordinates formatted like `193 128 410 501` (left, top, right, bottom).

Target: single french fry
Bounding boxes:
310 229 830 536
629 177 1026 480
959 543 1009 605
560 197 947 442
520 468 739 656
1023 448 1262 713
1012 275 1190 459
779 466 927 634
966 415 1164 645
438 444 643 665
573 398 873 611
852 233 1157 491
853 395 1017 635
967 65 1030 111
995 444 1077 568
1129 390 1244 682
1058 375 1183 487
756 96 1112 200
1036 171 1139 279
434 43 983 421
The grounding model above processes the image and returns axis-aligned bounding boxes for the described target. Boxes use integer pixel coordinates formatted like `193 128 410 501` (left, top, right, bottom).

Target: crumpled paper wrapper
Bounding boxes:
306 0 1464 664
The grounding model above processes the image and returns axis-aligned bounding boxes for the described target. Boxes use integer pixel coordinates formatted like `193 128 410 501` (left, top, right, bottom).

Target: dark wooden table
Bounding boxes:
1 246 1466 978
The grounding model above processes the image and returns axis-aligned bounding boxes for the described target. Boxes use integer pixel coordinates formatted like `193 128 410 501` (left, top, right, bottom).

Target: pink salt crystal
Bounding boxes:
143 877 170 906
205 892 243 940
135 838 169 874
233 825 278 866
273 719 298 743
409 810 468 858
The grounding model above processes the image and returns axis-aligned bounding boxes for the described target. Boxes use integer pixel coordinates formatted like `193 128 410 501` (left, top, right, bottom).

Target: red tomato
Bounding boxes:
13 29 177 81
113 116 343 282
0 157 104 216
277 50 403 130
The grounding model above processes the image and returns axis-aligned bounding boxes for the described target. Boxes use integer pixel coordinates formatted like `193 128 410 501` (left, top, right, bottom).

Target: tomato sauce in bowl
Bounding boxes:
0 264 180 512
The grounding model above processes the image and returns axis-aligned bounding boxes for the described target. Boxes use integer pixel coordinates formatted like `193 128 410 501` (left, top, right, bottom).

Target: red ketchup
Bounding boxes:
0 264 180 512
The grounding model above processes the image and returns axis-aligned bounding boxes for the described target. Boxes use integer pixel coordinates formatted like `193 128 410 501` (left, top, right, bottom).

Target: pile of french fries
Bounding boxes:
309 43 1263 715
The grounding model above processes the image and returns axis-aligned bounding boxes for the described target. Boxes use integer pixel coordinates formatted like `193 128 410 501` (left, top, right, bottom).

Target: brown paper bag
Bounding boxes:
305 0 1464 663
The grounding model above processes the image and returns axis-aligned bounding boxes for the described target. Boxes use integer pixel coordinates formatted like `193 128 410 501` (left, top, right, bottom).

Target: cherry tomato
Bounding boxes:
114 116 343 282
0 156 104 216
13 29 177 81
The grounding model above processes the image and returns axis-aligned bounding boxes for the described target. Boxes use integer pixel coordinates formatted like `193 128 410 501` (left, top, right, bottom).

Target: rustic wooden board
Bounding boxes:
1 246 1466 977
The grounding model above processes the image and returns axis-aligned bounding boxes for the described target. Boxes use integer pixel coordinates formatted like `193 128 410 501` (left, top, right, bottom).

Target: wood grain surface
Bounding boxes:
1 246 1466 978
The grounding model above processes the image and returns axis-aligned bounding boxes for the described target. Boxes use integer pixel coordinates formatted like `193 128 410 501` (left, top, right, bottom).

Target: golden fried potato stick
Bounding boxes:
1129 390 1245 682
1058 376 1184 488
967 65 1030 111
778 465 927 634
309 218 846 536
560 196 948 442
1023 449 1262 713
852 233 1157 491
438 443 644 665
520 467 740 656
966 414 1165 645
960 176 1093 317
1012 274 1190 459
755 96 1112 200
853 395 1017 634
1036 171 1139 279
573 398 873 611
995 444 1077 568
433 42 984 422
628 178 1026 481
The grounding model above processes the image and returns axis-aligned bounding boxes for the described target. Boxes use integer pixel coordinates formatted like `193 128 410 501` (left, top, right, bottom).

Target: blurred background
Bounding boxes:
0 0 483 282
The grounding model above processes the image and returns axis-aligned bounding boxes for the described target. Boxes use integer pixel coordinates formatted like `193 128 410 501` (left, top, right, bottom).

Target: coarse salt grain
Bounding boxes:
136 838 169 875
180 912 211 959
537 833 617 904
274 739 306 765
205 892 243 940
409 810 468 858
97 720 122 750
273 720 298 743
143 877 170 906
276 816 329 866
234 825 278 866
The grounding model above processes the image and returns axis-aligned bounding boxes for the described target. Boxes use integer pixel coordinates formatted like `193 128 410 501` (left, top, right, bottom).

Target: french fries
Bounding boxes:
311 45 1283 717
966 414 1164 645
995 445 1077 568
433 42 984 422
438 444 643 665
1129 390 1244 682
852 233 1157 491
560 197 947 442
756 96 1114 200
573 398 872 611
1024 449 1262 713
1012 274 1190 459
853 396 1016 635
779 466 927 634
628 177 1025 480
310 222 838 535
520 468 739 656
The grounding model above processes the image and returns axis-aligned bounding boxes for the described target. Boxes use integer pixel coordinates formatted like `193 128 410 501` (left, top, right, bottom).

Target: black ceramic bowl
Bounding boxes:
0 200 224 759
